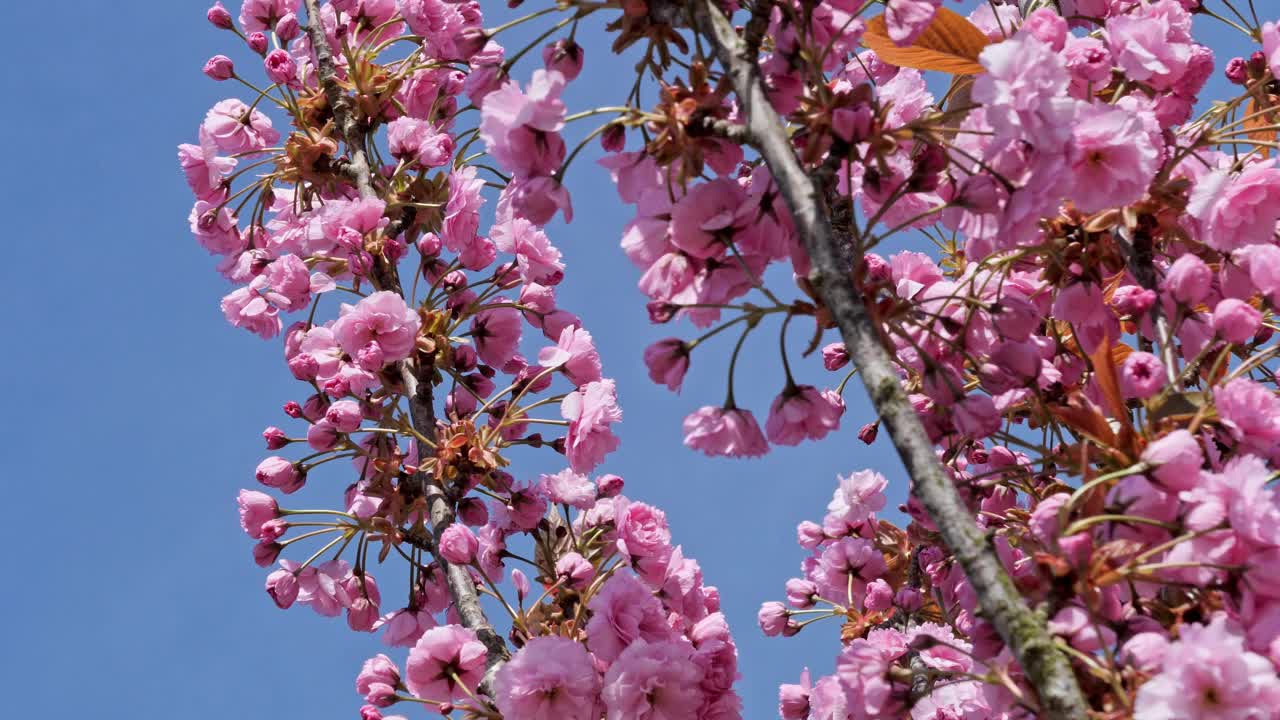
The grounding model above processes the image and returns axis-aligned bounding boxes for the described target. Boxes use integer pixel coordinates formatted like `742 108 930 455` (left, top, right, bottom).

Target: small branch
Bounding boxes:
303 0 507 690
691 3 1089 718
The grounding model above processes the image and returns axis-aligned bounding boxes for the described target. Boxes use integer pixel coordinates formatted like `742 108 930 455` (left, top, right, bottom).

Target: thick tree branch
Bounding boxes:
692 3 1088 718
303 0 508 691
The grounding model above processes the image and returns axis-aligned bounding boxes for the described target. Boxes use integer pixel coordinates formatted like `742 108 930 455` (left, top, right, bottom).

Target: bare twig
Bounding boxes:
692 3 1088 718
303 0 508 691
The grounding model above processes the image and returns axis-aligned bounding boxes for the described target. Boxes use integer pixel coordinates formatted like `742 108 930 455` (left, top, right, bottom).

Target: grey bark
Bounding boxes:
692 3 1088 718
302 0 508 693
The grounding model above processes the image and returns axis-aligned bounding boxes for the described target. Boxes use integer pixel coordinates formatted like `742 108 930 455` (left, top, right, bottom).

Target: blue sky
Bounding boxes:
0 2 1249 719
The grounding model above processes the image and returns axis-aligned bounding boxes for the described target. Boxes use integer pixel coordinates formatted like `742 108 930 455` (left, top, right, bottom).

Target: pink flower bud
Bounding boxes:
203 55 235 81
263 426 289 449
1140 429 1203 491
601 125 626 152
785 578 817 608
1022 8 1067 51
758 601 789 636
307 421 341 451
822 342 849 371
796 521 825 550
596 473 624 498
266 568 299 608
511 569 531 599
207 2 233 29
288 352 320 380
283 400 304 418
554 551 595 589
364 683 397 708
417 232 442 258
863 579 893 611
1112 284 1156 316
542 39 584 81
1213 297 1262 344
259 518 287 542
857 422 879 445
275 12 300 42
360 705 383 720
256 456 305 493
1121 351 1165 399
438 524 479 565
955 174 1002 214
643 338 690 391
254 540 283 566
237 489 280 538
1226 56 1249 84
895 587 924 612
1162 254 1211 305
264 49 298 87
325 400 363 433
247 31 269 54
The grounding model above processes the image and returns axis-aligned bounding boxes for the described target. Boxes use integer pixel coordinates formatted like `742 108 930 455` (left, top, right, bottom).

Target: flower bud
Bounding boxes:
207 2 233 29
1162 254 1211 305
275 12 300 42
266 569 299 608
596 473 624 498
203 55 235 81
438 523 479 565
1213 298 1262 344
262 426 289 450
264 49 298 87
1120 351 1165 399
542 39 584 81
1225 56 1249 84
247 31 269 54
758 602 789 636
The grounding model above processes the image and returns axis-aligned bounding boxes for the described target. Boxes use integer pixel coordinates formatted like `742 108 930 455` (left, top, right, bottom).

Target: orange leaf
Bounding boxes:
863 8 990 76
1089 337 1131 433
1245 94 1278 159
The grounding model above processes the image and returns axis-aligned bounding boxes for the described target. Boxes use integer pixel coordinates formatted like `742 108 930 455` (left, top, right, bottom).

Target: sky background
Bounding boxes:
0 1 1247 719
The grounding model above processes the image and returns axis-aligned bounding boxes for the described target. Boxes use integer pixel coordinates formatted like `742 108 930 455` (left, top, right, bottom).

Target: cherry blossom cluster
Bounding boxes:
492 0 1280 717
183 1 743 718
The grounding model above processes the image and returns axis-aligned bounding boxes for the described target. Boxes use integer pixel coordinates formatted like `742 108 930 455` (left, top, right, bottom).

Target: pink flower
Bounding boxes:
207 2 233 29
297 559 352 617
239 0 297 33
615 499 672 561
437 524 478 565
884 0 942 46
498 175 574 226
237 489 280 538
492 217 564 285
778 669 812 720
540 468 596 509
263 49 297 88
669 178 745 259
953 393 1000 439
1069 103 1161 213
479 70 567 177
560 380 622 473
1265 22 1280 80
442 166 485 253
203 98 279 154
836 629 908 719
765 385 844 445
824 470 889 534
758 601 789 636
538 326 601 386
377 608 435 648
178 130 236 200
203 55 234 81
602 641 705 720
255 456 304 494
1163 254 1212 305
973 31 1076 148
1187 162 1280 251
821 342 849 371
471 305 521 368
542 39 585 81
1121 351 1166 399
189 200 243 256
643 338 690 391
1135 615 1280 719
386 118 453 168
555 552 595 589
266 567 299 608
1140 429 1203 491
404 625 487 702
494 636 601 720
333 291 421 367
1215 377 1280 453
815 537 888 605
1106 0 1196 88
585 573 675 663
356 654 401 697
222 286 283 339
683 406 769 458
1213 298 1262 344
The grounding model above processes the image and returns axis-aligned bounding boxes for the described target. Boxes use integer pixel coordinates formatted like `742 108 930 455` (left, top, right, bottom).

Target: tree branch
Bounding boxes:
691 3 1088 718
303 0 508 691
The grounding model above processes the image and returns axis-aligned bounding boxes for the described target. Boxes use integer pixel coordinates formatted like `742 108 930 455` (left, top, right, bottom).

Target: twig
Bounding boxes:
691 3 1089 718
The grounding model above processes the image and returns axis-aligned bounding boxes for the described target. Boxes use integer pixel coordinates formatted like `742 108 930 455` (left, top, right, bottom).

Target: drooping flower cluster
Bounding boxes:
192 2 741 718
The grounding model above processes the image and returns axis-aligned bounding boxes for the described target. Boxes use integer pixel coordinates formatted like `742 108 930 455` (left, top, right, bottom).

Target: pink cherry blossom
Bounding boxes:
538 326 601 386
765 385 844 445
471 305 521 368
494 636 601 720
585 572 675 664
1135 615 1280 719
203 98 279 154
560 379 622 473
437 524 478 565
404 625 487 702
683 406 769 458
540 468 596 509
884 0 942 46
332 291 421 367
1187 162 1280 251
601 641 705 720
